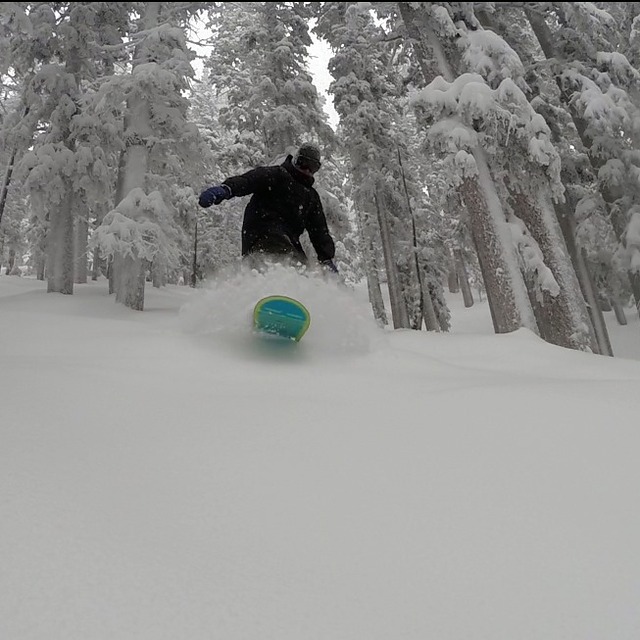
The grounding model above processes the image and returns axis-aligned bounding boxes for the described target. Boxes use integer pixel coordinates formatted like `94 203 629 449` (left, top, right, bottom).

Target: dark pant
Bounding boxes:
244 233 307 270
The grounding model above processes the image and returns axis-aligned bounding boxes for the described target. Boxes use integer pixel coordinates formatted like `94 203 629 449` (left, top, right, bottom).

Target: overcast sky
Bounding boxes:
309 33 339 128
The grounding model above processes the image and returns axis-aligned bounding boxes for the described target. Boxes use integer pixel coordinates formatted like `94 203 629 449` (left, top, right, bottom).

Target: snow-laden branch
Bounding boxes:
463 29 529 92
91 188 179 265
410 73 564 198
508 214 560 298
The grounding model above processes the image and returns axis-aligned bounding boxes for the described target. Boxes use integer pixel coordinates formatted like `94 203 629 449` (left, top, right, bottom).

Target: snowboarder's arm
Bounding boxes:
222 166 279 198
306 192 335 263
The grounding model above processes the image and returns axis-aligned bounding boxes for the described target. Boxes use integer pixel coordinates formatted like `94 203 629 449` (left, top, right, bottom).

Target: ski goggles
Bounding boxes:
294 156 321 174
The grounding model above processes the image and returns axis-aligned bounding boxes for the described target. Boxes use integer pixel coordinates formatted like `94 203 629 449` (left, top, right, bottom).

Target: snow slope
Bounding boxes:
2 269 640 640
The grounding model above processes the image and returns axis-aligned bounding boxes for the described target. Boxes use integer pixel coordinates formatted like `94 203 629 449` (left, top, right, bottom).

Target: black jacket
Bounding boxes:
222 155 335 263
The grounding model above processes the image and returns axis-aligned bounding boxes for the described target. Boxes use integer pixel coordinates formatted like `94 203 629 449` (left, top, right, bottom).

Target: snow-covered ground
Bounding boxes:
2 269 639 640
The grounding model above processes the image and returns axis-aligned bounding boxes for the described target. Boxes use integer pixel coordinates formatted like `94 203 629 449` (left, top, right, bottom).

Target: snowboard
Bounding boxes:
253 295 311 342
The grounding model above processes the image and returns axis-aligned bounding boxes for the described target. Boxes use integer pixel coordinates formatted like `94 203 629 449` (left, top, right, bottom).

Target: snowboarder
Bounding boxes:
198 142 338 273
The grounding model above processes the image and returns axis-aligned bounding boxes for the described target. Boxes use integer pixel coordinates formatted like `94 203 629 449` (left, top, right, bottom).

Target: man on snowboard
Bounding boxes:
198 142 338 273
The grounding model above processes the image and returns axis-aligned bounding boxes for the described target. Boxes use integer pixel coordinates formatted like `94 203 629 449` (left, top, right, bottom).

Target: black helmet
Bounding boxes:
294 142 322 173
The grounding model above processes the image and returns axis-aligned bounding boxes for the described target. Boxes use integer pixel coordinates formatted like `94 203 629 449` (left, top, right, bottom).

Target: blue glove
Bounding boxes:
320 259 338 273
199 184 232 208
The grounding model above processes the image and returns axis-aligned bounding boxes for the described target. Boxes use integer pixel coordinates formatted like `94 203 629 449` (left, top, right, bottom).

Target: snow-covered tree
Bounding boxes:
317 1 441 330
472 3 613 354
92 2 200 309
462 11 597 352
524 2 640 317
395 111 452 331
395 3 598 352
5 3 87 293
1 3 136 294
187 79 241 277
204 2 334 162
397 2 538 336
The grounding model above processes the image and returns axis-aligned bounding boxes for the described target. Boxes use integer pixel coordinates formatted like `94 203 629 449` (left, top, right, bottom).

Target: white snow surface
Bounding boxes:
2 268 640 640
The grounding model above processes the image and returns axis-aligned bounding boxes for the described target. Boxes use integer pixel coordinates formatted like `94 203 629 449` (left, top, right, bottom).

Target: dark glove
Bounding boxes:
320 259 338 273
199 184 232 208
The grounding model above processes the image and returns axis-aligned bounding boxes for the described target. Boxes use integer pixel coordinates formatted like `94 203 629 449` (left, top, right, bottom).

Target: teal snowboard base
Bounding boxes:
253 295 311 342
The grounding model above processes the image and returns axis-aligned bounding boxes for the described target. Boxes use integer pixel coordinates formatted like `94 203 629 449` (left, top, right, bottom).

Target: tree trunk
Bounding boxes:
508 189 598 352
191 219 198 288
358 207 387 326
111 1 161 310
45 38 83 295
421 272 441 331
556 198 613 356
7 247 16 275
399 263 423 329
374 191 410 329
75 214 88 283
46 188 75 294
108 256 115 294
36 257 45 281
459 174 535 333
114 252 145 311
152 259 165 288
398 145 435 330
367 267 387 326
112 146 148 309
0 149 16 229
91 202 107 281
453 248 474 308
447 265 459 293
92 246 101 281
612 300 628 327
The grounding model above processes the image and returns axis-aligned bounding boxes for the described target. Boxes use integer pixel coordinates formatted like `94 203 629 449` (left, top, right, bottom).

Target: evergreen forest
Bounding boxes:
2 2 640 355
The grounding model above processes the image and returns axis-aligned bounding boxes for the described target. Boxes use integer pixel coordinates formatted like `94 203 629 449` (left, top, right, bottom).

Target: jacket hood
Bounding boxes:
283 155 315 187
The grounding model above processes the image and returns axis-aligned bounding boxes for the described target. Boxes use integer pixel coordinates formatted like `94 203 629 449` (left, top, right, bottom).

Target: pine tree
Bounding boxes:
93 2 200 309
205 2 334 161
524 2 640 317
317 1 433 329
6 3 100 294
475 2 613 354
397 2 538 336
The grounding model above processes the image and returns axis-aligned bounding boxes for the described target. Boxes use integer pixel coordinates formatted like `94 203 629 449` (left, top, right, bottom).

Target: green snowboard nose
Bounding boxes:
253 295 311 342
